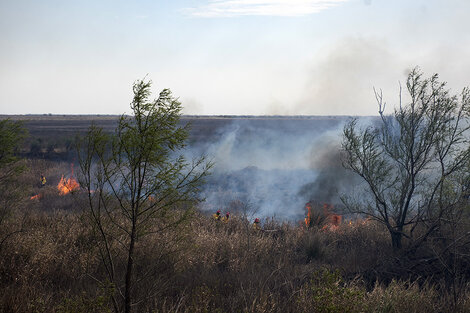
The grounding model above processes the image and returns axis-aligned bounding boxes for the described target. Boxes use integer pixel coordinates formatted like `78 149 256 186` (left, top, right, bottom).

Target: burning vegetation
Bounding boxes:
57 175 80 195
56 163 80 195
304 201 342 230
30 193 43 200
29 163 80 200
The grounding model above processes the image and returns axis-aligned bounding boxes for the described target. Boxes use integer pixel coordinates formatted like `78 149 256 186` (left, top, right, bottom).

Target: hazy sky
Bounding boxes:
1 0 469 115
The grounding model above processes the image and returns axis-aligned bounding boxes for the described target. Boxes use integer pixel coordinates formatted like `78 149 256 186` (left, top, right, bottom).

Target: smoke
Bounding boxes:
295 31 470 117
184 117 358 219
297 136 359 206
181 97 204 115
296 36 405 116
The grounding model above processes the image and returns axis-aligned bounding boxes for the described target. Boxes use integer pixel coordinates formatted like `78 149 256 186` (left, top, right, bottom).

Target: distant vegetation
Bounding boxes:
1 71 470 312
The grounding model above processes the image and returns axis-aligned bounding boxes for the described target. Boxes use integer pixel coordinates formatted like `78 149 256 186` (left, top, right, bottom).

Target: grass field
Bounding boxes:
2 160 469 312
1 115 470 312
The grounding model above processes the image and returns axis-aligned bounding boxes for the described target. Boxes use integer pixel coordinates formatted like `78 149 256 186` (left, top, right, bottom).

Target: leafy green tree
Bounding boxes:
0 119 28 251
0 119 28 171
342 68 470 250
77 79 211 313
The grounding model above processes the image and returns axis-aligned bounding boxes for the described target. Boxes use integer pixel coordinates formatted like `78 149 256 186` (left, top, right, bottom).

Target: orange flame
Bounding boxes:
57 163 80 195
30 193 43 200
305 203 312 227
58 175 80 195
330 214 342 226
304 202 342 230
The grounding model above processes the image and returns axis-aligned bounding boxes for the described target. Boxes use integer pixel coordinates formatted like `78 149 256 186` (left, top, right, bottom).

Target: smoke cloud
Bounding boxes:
184 117 358 219
296 36 404 116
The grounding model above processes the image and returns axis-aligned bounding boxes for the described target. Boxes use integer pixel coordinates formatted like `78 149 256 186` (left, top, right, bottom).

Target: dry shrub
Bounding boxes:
368 280 443 313
321 220 391 278
0 208 99 312
297 230 325 263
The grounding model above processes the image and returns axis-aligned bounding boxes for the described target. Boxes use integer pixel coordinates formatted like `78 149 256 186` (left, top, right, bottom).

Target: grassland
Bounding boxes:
2 160 470 312
1 115 470 312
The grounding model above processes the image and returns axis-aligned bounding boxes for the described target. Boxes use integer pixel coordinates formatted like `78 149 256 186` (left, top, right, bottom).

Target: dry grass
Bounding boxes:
1 160 470 312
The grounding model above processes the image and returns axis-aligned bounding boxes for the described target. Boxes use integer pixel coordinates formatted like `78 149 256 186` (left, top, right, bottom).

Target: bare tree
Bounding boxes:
342 67 470 250
228 199 259 250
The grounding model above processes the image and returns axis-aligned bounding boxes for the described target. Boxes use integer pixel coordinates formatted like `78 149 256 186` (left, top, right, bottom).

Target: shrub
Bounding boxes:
295 269 367 313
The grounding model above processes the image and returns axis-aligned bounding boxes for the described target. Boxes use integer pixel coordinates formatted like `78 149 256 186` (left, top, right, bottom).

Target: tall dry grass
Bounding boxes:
1 160 470 312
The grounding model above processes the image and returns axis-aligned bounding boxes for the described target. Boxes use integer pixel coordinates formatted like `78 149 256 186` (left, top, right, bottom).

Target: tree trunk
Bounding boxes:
391 230 402 250
125 223 136 313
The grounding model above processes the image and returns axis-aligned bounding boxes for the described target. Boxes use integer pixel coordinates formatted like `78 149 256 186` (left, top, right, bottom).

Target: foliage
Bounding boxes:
0 119 28 252
56 289 113 313
296 269 367 313
0 119 28 191
342 67 470 250
76 79 211 313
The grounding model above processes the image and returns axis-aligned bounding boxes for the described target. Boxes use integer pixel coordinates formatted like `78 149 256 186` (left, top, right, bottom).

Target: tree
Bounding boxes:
76 79 211 313
0 119 28 251
341 68 470 250
0 119 28 175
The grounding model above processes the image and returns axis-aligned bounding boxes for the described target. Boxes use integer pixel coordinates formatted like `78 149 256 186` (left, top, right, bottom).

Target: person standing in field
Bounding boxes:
40 174 46 187
253 218 261 230
213 210 222 221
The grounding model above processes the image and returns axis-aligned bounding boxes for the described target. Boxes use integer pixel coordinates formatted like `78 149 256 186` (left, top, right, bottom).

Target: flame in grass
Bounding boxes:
30 193 43 200
57 163 80 195
57 175 80 195
304 203 311 227
304 202 342 230
321 214 342 231
330 214 342 226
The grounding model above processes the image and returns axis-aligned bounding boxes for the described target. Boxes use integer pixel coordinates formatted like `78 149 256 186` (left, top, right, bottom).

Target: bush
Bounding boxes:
296 269 367 313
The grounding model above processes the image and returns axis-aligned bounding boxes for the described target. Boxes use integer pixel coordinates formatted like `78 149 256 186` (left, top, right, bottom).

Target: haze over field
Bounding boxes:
1 0 470 116
7 114 361 219
183 116 359 218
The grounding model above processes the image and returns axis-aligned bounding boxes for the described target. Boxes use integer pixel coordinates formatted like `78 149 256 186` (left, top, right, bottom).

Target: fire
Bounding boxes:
330 214 342 227
304 202 342 230
305 203 312 227
30 193 43 200
57 163 80 195
57 175 80 195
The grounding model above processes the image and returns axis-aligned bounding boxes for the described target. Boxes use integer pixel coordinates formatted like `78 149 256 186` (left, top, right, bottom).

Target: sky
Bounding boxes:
1 0 470 116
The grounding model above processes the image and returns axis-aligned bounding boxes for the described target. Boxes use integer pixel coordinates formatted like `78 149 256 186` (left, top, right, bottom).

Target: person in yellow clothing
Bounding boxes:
222 212 230 223
213 210 222 221
40 174 46 187
253 218 261 230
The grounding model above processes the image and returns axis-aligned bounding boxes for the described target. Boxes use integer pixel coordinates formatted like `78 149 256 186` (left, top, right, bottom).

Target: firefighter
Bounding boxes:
40 174 46 187
213 210 222 221
222 212 230 223
253 218 261 230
